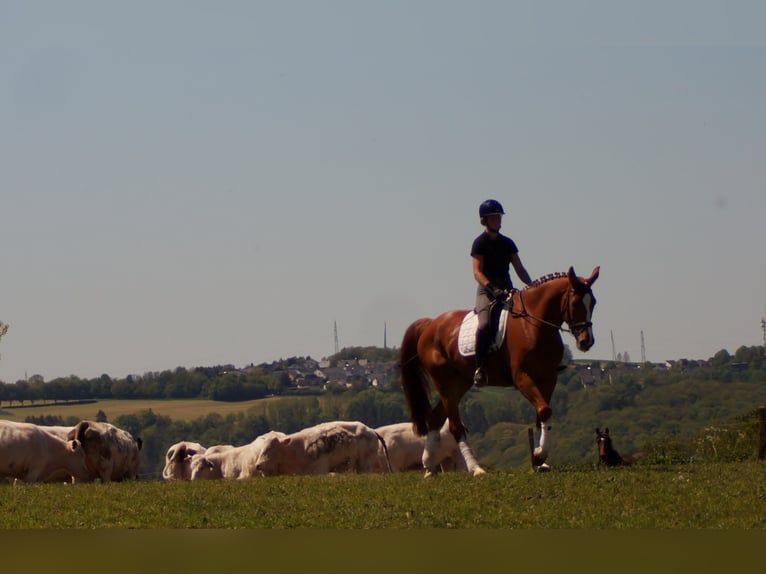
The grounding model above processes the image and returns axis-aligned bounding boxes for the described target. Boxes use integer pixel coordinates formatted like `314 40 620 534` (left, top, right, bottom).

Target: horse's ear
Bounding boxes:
587 266 600 286
604 427 609 435
595 427 600 435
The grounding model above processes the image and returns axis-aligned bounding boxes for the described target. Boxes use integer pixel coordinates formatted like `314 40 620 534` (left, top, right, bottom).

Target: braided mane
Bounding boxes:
523 272 568 290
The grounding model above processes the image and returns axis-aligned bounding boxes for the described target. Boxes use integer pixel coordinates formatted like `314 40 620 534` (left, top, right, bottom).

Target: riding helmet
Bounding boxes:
479 199 505 218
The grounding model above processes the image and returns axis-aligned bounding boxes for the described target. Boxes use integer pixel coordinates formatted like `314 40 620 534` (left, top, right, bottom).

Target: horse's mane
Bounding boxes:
522 272 568 290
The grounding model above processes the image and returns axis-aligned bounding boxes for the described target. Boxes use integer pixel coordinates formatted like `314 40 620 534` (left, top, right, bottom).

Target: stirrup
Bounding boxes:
473 368 487 387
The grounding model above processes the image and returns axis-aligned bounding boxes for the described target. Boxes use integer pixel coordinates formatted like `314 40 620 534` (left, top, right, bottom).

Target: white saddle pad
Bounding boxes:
457 305 510 357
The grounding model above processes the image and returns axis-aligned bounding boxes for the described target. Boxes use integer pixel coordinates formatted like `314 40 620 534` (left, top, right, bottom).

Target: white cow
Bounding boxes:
252 421 388 477
189 434 283 480
38 425 80 483
67 421 143 482
373 421 466 473
163 441 207 481
0 421 90 484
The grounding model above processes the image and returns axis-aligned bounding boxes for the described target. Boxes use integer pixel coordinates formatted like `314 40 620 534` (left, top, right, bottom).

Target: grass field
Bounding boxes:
0 398 273 422
1 462 763 529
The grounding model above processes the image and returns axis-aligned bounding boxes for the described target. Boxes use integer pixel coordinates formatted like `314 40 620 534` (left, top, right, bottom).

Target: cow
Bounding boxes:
38 425 80 483
163 441 207 481
66 421 143 482
190 434 283 480
251 421 389 477
373 421 467 473
0 420 91 484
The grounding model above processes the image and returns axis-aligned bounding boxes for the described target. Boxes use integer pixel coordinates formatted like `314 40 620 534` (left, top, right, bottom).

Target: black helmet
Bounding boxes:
479 199 505 218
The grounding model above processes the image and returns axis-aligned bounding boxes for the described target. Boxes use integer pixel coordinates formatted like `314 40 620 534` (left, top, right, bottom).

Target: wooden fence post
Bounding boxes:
758 406 766 461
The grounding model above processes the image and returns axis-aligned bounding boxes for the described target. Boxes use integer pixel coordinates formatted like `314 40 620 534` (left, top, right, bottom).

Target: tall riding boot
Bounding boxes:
473 328 492 387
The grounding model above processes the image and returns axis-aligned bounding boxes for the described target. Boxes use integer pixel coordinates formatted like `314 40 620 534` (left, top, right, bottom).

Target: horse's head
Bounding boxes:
565 266 599 352
595 427 612 458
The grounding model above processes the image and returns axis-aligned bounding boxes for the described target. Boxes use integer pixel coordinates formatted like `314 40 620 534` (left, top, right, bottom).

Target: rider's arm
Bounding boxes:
472 255 491 288
511 253 532 286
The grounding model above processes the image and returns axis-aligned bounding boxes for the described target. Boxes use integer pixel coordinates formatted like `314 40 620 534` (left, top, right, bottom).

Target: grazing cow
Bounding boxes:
190 434 283 480
373 421 467 473
252 421 388 477
67 421 143 482
38 425 79 483
163 441 207 481
0 421 90 484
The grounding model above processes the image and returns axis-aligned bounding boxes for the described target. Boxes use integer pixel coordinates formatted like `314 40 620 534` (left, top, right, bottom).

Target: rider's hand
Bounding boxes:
486 284 507 302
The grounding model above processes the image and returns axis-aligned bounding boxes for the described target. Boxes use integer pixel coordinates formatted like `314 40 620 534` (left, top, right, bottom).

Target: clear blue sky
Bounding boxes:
1 1 764 381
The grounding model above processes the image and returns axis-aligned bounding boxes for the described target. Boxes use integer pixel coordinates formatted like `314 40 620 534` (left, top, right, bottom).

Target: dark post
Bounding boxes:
758 406 766 461
527 427 535 467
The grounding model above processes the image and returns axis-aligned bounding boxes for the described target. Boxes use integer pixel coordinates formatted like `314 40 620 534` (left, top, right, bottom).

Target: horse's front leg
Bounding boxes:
513 370 555 470
532 417 552 471
445 397 486 478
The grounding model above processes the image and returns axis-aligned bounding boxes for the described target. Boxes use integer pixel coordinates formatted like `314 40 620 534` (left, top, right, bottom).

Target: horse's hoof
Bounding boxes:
472 467 487 477
535 463 551 473
423 470 436 479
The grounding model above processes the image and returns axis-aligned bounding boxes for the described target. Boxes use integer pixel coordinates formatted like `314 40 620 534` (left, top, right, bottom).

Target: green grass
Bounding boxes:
2 462 763 529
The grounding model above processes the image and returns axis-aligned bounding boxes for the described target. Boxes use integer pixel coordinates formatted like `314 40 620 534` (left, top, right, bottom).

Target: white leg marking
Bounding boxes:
533 418 552 462
458 439 486 477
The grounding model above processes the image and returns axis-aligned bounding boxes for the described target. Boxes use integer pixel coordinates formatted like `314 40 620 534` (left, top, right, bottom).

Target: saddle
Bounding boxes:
458 298 512 357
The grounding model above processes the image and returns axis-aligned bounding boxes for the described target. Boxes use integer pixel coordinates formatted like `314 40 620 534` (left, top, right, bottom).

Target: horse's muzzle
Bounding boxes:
572 323 594 351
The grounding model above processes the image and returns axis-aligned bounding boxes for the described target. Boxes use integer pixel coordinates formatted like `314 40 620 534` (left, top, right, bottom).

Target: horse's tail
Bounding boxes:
374 432 393 473
399 318 432 436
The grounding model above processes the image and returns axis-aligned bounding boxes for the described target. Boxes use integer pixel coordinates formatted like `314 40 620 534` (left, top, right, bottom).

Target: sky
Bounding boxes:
1 1 764 382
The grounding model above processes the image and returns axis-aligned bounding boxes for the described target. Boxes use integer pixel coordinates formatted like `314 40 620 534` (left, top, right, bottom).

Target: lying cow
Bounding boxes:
163 441 207 481
38 425 80 483
190 434 283 480
252 421 389 477
0 420 90 483
67 421 143 482
373 421 467 473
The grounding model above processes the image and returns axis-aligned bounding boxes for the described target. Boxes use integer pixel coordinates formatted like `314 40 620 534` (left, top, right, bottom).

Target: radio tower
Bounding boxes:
640 330 646 363
333 321 339 355
610 330 617 361
0 320 8 361
761 308 766 349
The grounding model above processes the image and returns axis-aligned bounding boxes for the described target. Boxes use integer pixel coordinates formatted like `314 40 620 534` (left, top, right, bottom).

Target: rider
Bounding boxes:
471 199 532 386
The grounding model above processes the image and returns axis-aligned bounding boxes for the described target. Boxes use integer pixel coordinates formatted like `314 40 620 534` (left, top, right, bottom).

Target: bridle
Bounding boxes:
511 285 593 336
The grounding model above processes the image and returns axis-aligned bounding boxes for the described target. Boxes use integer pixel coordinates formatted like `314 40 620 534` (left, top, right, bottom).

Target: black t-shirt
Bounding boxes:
470 232 519 289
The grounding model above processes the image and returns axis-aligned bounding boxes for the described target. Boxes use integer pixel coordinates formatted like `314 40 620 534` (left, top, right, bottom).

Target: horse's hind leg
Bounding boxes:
421 402 447 477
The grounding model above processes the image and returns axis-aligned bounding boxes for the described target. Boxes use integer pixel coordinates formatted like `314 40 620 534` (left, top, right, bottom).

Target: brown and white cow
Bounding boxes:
251 421 388 477
373 421 467 473
189 434 283 480
66 421 142 482
162 441 207 481
0 420 91 484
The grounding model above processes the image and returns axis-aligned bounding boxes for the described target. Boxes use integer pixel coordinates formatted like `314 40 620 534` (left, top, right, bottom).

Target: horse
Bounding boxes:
400 266 600 477
595 427 645 466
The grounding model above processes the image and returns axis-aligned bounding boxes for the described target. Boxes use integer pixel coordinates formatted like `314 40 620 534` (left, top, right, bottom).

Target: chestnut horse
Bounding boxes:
400 266 600 476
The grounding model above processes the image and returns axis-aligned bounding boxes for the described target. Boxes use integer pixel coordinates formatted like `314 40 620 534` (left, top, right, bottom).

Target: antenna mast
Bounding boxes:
0 320 7 361
761 307 766 349
611 330 617 361
384 322 387 349
333 321 339 355
640 330 646 363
